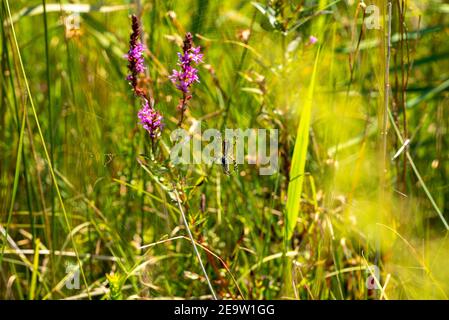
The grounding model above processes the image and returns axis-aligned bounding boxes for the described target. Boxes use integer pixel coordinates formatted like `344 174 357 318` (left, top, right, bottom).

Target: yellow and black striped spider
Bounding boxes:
219 139 238 176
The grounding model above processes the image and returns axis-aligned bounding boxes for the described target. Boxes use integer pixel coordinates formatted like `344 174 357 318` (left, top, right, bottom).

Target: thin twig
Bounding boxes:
173 189 218 299
387 109 449 230
2 248 122 262
140 235 245 299
382 1 392 177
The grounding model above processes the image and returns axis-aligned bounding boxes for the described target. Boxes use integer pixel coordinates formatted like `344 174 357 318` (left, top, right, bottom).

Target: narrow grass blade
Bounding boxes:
0 109 26 265
406 78 449 109
285 47 321 240
4 0 91 298
29 238 41 300
387 108 449 230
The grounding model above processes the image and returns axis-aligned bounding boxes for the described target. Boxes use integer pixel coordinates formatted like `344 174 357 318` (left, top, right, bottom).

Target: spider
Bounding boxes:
219 139 238 176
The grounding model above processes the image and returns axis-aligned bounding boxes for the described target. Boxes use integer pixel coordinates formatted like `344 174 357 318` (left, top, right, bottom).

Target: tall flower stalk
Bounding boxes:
169 32 203 125
126 15 163 139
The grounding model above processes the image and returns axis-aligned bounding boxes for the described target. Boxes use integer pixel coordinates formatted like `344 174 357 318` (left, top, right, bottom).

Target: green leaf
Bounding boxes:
285 47 321 240
406 78 449 109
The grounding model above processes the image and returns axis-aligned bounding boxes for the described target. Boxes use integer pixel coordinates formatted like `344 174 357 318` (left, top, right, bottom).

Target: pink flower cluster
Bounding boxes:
169 33 203 124
126 42 145 83
169 40 203 94
137 99 164 138
126 15 163 139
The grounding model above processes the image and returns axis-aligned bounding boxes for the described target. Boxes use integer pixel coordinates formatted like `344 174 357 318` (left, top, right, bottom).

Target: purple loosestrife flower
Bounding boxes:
169 34 203 94
126 15 163 138
127 42 146 74
169 32 203 124
126 15 146 94
138 99 164 138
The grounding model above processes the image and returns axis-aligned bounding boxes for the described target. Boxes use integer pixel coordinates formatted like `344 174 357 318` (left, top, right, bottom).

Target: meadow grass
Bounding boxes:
1 0 449 300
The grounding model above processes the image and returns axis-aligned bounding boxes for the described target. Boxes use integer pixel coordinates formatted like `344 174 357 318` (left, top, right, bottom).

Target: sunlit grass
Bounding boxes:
1 0 449 300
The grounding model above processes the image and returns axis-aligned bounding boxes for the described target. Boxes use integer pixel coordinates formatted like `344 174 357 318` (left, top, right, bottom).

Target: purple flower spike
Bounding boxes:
170 43 203 94
138 99 164 138
170 33 203 124
126 15 164 139
126 15 146 92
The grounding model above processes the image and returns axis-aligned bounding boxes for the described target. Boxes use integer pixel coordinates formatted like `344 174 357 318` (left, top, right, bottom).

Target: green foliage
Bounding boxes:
1 0 449 300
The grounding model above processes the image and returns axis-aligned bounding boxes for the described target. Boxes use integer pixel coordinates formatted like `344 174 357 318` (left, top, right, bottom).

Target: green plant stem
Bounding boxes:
174 189 217 300
4 0 91 298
